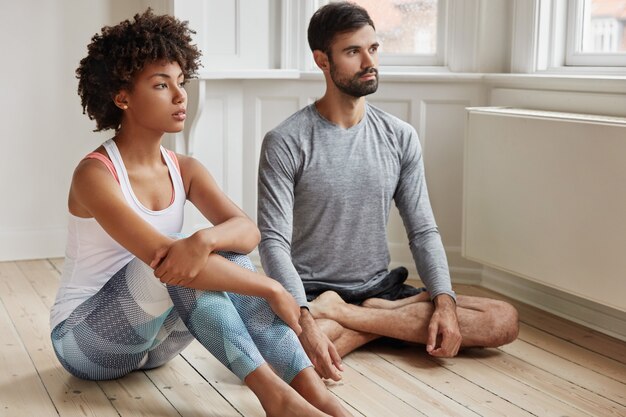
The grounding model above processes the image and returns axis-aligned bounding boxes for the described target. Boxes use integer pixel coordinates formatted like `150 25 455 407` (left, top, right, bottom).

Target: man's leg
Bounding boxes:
309 292 518 348
316 318 378 357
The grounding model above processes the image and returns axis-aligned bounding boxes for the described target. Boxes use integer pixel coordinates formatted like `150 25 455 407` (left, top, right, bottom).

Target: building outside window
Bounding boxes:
582 0 626 52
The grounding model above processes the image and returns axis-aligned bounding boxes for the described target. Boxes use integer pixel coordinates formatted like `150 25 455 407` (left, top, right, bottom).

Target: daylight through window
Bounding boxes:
580 0 626 53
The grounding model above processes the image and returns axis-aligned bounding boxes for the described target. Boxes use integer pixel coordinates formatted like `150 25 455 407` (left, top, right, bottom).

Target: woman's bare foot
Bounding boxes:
291 367 353 416
308 291 346 320
246 364 331 417
265 386 332 417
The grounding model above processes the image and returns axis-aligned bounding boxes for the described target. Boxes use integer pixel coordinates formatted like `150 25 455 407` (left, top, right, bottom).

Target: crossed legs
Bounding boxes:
309 290 519 357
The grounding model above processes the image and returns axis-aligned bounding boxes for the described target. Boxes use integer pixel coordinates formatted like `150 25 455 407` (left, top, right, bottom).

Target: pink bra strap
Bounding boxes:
84 152 120 184
166 149 180 173
85 149 178 205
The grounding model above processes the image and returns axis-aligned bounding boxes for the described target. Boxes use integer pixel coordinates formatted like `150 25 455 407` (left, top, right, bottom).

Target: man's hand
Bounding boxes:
298 308 344 381
426 294 461 357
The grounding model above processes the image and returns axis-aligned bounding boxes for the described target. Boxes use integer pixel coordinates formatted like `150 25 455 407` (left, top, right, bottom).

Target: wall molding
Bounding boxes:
481 267 626 342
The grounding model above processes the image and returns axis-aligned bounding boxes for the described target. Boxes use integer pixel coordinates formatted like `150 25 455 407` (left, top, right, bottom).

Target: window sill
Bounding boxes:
196 69 300 80
483 73 626 94
194 69 626 94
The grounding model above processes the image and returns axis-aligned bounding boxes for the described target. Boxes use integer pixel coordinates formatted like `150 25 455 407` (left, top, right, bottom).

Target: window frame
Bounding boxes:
565 0 626 67
516 0 626 74
354 0 448 67
283 0 449 71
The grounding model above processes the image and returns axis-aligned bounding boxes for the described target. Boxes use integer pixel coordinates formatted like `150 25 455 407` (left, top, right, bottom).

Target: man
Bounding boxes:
258 1 518 381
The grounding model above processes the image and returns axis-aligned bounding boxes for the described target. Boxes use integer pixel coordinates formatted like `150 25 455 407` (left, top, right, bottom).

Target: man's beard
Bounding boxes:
329 61 379 98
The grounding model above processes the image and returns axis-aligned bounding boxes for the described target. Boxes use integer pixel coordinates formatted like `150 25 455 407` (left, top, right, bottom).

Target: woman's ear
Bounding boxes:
113 91 129 110
313 50 330 73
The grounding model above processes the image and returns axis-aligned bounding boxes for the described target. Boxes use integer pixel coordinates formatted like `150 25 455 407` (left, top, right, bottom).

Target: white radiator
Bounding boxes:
463 107 626 312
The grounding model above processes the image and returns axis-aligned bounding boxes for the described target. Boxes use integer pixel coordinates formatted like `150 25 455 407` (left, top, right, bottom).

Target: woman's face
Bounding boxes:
119 60 187 134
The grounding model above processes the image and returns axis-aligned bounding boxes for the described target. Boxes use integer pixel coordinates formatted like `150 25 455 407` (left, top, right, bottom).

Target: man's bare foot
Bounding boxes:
362 291 430 309
309 291 346 320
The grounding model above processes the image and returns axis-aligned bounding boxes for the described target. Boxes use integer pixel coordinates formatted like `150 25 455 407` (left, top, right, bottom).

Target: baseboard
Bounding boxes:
0 228 67 262
481 267 626 342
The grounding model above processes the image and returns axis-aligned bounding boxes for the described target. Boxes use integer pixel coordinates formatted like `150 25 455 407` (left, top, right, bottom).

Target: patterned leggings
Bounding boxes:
51 252 311 382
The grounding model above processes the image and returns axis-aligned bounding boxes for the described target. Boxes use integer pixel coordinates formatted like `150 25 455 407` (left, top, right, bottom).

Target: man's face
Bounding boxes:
327 25 379 98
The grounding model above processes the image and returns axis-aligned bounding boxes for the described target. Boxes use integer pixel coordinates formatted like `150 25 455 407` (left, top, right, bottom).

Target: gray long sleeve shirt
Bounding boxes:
258 103 455 306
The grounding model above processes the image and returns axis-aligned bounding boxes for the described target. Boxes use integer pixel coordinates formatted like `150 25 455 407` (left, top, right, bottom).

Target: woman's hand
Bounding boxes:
151 232 212 285
266 281 302 335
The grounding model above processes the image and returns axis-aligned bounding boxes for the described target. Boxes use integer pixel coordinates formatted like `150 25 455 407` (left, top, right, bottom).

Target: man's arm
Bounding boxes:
257 131 344 380
257 131 307 305
394 127 461 357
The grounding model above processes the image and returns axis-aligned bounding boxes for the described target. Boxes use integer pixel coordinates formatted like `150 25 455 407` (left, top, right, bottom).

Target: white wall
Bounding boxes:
0 0 167 261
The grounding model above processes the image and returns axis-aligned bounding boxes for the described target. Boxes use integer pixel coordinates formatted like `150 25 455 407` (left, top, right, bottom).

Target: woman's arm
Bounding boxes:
149 154 263 285
179 154 260 254
71 159 301 332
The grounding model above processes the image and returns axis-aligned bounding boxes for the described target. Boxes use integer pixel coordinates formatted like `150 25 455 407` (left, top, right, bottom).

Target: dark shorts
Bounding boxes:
304 267 427 304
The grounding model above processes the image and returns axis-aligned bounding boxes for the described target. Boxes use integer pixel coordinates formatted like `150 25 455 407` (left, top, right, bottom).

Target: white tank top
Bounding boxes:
50 139 186 329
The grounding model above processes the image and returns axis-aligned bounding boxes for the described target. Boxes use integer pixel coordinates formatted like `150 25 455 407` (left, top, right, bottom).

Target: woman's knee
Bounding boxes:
215 251 256 272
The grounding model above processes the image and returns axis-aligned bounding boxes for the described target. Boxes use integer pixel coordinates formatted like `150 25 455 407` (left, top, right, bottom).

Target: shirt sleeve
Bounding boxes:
257 131 309 306
394 128 457 301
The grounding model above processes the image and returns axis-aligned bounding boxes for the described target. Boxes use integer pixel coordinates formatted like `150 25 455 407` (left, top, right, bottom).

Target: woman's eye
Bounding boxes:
155 83 167 89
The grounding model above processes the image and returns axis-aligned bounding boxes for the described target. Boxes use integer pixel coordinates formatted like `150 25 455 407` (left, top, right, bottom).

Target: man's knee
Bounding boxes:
489 301 519 346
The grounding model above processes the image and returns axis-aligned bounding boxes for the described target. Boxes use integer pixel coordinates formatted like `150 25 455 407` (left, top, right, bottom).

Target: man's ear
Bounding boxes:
313 50 330 72
113 91 129 110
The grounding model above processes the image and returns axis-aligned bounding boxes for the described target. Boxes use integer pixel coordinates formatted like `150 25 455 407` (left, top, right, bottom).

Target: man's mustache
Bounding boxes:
357 67 378 77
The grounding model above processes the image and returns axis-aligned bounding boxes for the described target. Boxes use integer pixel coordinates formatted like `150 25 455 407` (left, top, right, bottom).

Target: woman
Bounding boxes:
49 9 351 417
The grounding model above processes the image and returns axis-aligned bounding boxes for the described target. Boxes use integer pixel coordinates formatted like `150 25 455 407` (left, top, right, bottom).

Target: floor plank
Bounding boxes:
181 340 265 417
327 364 427 417
0 298 58 417
499 339 626 405
344 350 479 416
517 322 626 384
0 261 119 417
471 347 626 417
144 355 242 417
437 349 605 417
373 343 536 417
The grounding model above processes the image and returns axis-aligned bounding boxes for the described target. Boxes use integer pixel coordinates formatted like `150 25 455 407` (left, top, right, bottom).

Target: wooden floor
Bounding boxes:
1 259 625 417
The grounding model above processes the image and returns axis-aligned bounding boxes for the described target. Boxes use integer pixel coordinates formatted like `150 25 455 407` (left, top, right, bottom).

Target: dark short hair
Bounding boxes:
76 9 202 132
307 1 375 54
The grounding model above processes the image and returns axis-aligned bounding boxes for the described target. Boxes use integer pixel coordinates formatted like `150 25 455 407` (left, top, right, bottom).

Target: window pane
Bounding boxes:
581 0 626 52
332 0 439 54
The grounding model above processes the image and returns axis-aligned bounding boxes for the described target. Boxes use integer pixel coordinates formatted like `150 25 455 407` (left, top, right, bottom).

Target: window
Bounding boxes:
326 0 447 66
566 0 626 66
523 0 626 73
